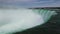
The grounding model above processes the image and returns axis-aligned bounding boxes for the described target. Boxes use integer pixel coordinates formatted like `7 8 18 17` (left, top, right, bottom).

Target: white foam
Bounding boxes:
0 9 44 34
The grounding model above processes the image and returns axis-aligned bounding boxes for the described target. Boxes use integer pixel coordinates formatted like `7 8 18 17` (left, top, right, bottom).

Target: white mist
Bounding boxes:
0 9 44 34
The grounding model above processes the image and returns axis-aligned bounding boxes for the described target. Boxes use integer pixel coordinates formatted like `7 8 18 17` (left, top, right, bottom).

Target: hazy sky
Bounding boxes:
0 0 60 8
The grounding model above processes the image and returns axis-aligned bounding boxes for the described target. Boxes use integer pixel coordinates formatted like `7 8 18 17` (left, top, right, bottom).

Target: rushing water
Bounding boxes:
0 9 56 34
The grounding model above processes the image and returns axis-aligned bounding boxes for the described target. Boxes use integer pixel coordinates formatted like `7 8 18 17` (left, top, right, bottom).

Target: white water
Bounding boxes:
0 9 44 34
